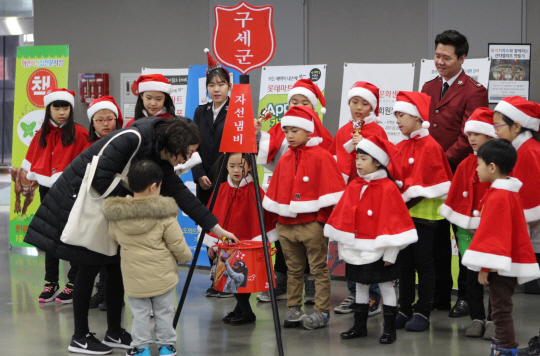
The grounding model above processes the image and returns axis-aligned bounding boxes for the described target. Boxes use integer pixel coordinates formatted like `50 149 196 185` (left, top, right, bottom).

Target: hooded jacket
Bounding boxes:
102 195 192 298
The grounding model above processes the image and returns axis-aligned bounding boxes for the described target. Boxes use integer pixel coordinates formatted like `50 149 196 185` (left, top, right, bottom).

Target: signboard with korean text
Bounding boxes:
487 43 531 103
9 45 70 248
419 57 491 93
142 68 189 117
213 1 275 74
339 63 415 144
220 84 257 153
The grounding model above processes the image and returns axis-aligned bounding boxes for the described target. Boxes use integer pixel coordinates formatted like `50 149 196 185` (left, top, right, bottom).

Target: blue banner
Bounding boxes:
178 64 240 267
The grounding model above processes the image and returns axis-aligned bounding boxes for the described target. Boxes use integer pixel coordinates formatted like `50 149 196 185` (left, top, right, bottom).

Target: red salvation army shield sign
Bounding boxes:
213 1 275 74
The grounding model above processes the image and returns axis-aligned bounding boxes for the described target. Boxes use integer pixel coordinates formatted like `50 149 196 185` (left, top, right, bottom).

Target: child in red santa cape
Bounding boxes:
462 138 540 356
202 152 277 326
22 88 88 304
262 106 346 330
330 81 388 184
329 81 388 316
255 78 333 172
324 136 418 344
491 96 540 355
255 79 333 305
439 107 497 339
392 91 453 332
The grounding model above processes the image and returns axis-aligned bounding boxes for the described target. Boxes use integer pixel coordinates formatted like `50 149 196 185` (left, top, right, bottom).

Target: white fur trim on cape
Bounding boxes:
439 203 481 229
464 120 497 138
402 181 451 202
174 152 202 175
87 101 118 121
409 128 430 139
256 131 271 165
21 159 31 172
281 115 314 134
393 101 423 120
227 173 252 188
491 177 522 192
306 136 322 147
524 206 540 223
495 100 540 131
463 249 540 284
139 81 172 95
511 130 532 151
262 196 297 217
44 91 75 108
289 191 344 214
25 171 62 188
348 88 377 114
343 139 355 154
342 173 349 185
356 139 390 166
288 87 318 110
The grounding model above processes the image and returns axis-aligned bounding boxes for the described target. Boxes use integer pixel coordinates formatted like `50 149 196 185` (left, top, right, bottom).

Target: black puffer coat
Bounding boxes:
24 117 218 266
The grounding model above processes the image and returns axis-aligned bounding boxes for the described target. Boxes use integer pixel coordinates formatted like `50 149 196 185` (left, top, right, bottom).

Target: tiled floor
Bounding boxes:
1 174 539 355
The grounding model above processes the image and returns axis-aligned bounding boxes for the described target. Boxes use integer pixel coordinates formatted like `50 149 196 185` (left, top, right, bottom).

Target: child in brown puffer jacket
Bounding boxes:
102 160 192 356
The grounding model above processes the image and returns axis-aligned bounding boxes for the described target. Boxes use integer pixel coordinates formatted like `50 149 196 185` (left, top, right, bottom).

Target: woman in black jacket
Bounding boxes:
25 117 235 355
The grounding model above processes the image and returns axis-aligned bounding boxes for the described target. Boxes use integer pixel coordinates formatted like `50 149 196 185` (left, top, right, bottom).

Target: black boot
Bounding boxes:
340 303 369 339
379 305 397 344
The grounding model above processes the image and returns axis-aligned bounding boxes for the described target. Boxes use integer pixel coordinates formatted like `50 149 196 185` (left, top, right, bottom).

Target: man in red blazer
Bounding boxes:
421 30 488 318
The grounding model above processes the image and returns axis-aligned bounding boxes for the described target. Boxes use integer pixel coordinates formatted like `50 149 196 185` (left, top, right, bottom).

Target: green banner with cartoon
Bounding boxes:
9 45 70 248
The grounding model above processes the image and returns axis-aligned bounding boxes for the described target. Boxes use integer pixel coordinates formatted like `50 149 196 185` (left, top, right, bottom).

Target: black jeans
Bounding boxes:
432 219 454 306
466 269 492 321
40 185 79 284
457 249 468 300
73 263 124 338
274 240 310 275
398 221 436 318
233 293 254 317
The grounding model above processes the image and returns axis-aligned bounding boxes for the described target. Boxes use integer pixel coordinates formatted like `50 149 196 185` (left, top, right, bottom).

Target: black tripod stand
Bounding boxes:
173 75 284 356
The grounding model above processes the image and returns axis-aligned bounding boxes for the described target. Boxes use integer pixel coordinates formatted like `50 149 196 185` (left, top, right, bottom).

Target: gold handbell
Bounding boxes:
352 119 364 134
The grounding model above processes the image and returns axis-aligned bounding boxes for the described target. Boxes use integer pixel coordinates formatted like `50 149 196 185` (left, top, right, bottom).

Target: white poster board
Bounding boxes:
418 57 491 92
339 63 415 144
488 44 531 103
142 68 188 117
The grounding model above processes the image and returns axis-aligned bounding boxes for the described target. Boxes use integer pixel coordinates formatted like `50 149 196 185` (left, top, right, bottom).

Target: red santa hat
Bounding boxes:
204 48 229 75
43 87 75 108
356 136 396 168
347 81 379 117
280 106 323 135
393 91 432 129
135 74 172 94
494 96 540 131
464 107 496 138
87 96 124 127
287 79 327 115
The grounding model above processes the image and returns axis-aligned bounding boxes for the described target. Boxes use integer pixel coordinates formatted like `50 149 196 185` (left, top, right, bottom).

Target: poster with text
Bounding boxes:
258 64 327 187
142 68 188 117
340 63 415 144
419 57 491 93
487 44 531 103
9 45 70 248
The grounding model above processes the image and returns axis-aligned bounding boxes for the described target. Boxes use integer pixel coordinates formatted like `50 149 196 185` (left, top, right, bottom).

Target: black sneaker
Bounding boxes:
38 281 60 303
102 328 132 349
217 291 234 298
205 287 219 297
55 283 74 303
68 332 112 355
89 287 105 309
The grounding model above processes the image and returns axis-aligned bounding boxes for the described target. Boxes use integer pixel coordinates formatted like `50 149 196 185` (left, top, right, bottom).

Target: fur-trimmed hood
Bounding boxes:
102 195 179 235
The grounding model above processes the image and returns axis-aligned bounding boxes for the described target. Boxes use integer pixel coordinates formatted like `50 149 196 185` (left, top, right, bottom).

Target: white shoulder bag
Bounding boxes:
61 129 142 256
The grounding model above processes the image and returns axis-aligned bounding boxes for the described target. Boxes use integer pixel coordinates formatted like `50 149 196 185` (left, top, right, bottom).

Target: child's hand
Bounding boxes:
254 118 262 135
352 132 363 146
207 247 216 259
478 270 489 285
213 225 240 244
384 262 393 266
466 229 476 234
